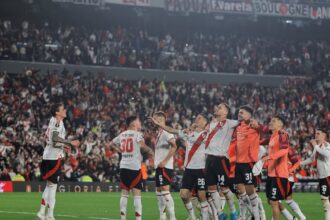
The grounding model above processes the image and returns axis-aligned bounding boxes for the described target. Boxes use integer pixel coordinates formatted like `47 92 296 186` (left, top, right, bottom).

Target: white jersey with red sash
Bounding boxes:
205 119 239 158
178 130 208 169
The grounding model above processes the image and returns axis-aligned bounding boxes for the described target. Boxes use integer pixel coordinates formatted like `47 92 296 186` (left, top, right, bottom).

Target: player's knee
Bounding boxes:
208 185 217 191
245 185 255 195
236 184 246 194
197 192 207 202
180 191 190 201
160 185 169 192
270 200 279 207
47 181 57 188
321 196 330 210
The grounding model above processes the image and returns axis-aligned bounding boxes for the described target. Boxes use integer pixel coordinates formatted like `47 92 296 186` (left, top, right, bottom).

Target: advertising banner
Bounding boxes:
0 181 13 192
254 1 310 18
10 182 156 192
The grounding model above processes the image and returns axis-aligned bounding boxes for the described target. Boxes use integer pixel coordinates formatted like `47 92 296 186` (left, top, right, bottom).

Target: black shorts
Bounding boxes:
155 167 173 187
181 168 206 191
205 155 230 187
120 168 143 190
266 177 290 201
287 182 294 196
235 163 257 186
319 177 330 196
41 159 62 184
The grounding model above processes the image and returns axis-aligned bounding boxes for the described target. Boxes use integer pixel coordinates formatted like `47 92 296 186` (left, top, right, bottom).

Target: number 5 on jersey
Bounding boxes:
121 138 133 153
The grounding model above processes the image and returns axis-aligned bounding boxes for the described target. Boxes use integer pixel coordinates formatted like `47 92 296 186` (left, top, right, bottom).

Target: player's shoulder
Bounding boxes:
227 119 239 125
324 142 330 148
162 130 175 139
278 129 289 139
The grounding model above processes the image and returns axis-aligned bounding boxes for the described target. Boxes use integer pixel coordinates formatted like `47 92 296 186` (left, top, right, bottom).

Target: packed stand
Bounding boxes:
0 69 329 182
1 19 330 76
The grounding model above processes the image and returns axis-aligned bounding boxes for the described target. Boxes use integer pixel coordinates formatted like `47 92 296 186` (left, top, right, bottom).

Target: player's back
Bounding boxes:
154 130 175 169
113 130 143 171
43 117 66 160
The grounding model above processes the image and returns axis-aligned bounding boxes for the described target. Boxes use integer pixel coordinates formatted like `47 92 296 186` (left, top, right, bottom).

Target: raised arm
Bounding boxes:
52 131 80 148
150 117 179 135
139 140 154 157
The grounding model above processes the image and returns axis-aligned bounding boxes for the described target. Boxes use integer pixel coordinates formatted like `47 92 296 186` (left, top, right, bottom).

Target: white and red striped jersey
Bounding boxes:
178 130 207 169
205 119 239 158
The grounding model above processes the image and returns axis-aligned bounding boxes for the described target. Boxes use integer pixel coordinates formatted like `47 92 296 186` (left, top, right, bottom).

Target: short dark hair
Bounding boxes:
274 114 286 126
51 103 64 117
240 105 254 116
316 128 329 138
220 103 230 113
153 111 166 119
126 115 138 127
198 113 209 123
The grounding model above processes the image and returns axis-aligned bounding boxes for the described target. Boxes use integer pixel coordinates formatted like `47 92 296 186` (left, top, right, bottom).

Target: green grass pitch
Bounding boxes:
0 192 323 220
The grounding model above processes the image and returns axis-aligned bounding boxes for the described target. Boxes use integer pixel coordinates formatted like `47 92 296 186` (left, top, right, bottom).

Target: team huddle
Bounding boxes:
36 102 330 220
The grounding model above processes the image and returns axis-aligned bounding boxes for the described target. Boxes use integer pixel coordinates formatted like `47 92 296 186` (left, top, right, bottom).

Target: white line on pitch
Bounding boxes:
0 210 121 219
0 210 77 218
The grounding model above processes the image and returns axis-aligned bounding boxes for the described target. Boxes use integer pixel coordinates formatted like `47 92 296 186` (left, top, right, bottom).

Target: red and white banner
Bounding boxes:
310 6 330 19
0 181 13 193
254 1 310 18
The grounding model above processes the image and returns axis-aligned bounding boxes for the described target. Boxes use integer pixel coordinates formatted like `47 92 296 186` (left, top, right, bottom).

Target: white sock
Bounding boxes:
210 191 223 215
223 188 236 213
191 197 201 211
281 208 294 220
156 191 166 219
258 195 266 220
239 192 251 218
249 193 260 220
120 195 128 220
39 186 49 215
185 201 196 220
220 195 226 211
134 196 142 220
47 183 57 218
163 191 176 220
200 201 210 220
286 199 306 220
208 197 218 219
321 196 330 220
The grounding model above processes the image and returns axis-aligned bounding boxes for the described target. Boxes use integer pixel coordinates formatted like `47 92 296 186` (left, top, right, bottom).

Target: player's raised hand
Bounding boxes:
249 118 259 128
70 140 80 147
149 116 163 127
310 139 317 147
158 160 167 168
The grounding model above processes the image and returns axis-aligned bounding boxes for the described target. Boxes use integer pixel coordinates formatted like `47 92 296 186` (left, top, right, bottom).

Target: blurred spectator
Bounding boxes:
1 20 330 76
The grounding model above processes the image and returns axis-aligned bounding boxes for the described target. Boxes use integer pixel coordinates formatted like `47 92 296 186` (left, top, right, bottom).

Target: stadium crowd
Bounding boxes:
0 69 329 183
1 19 330 76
